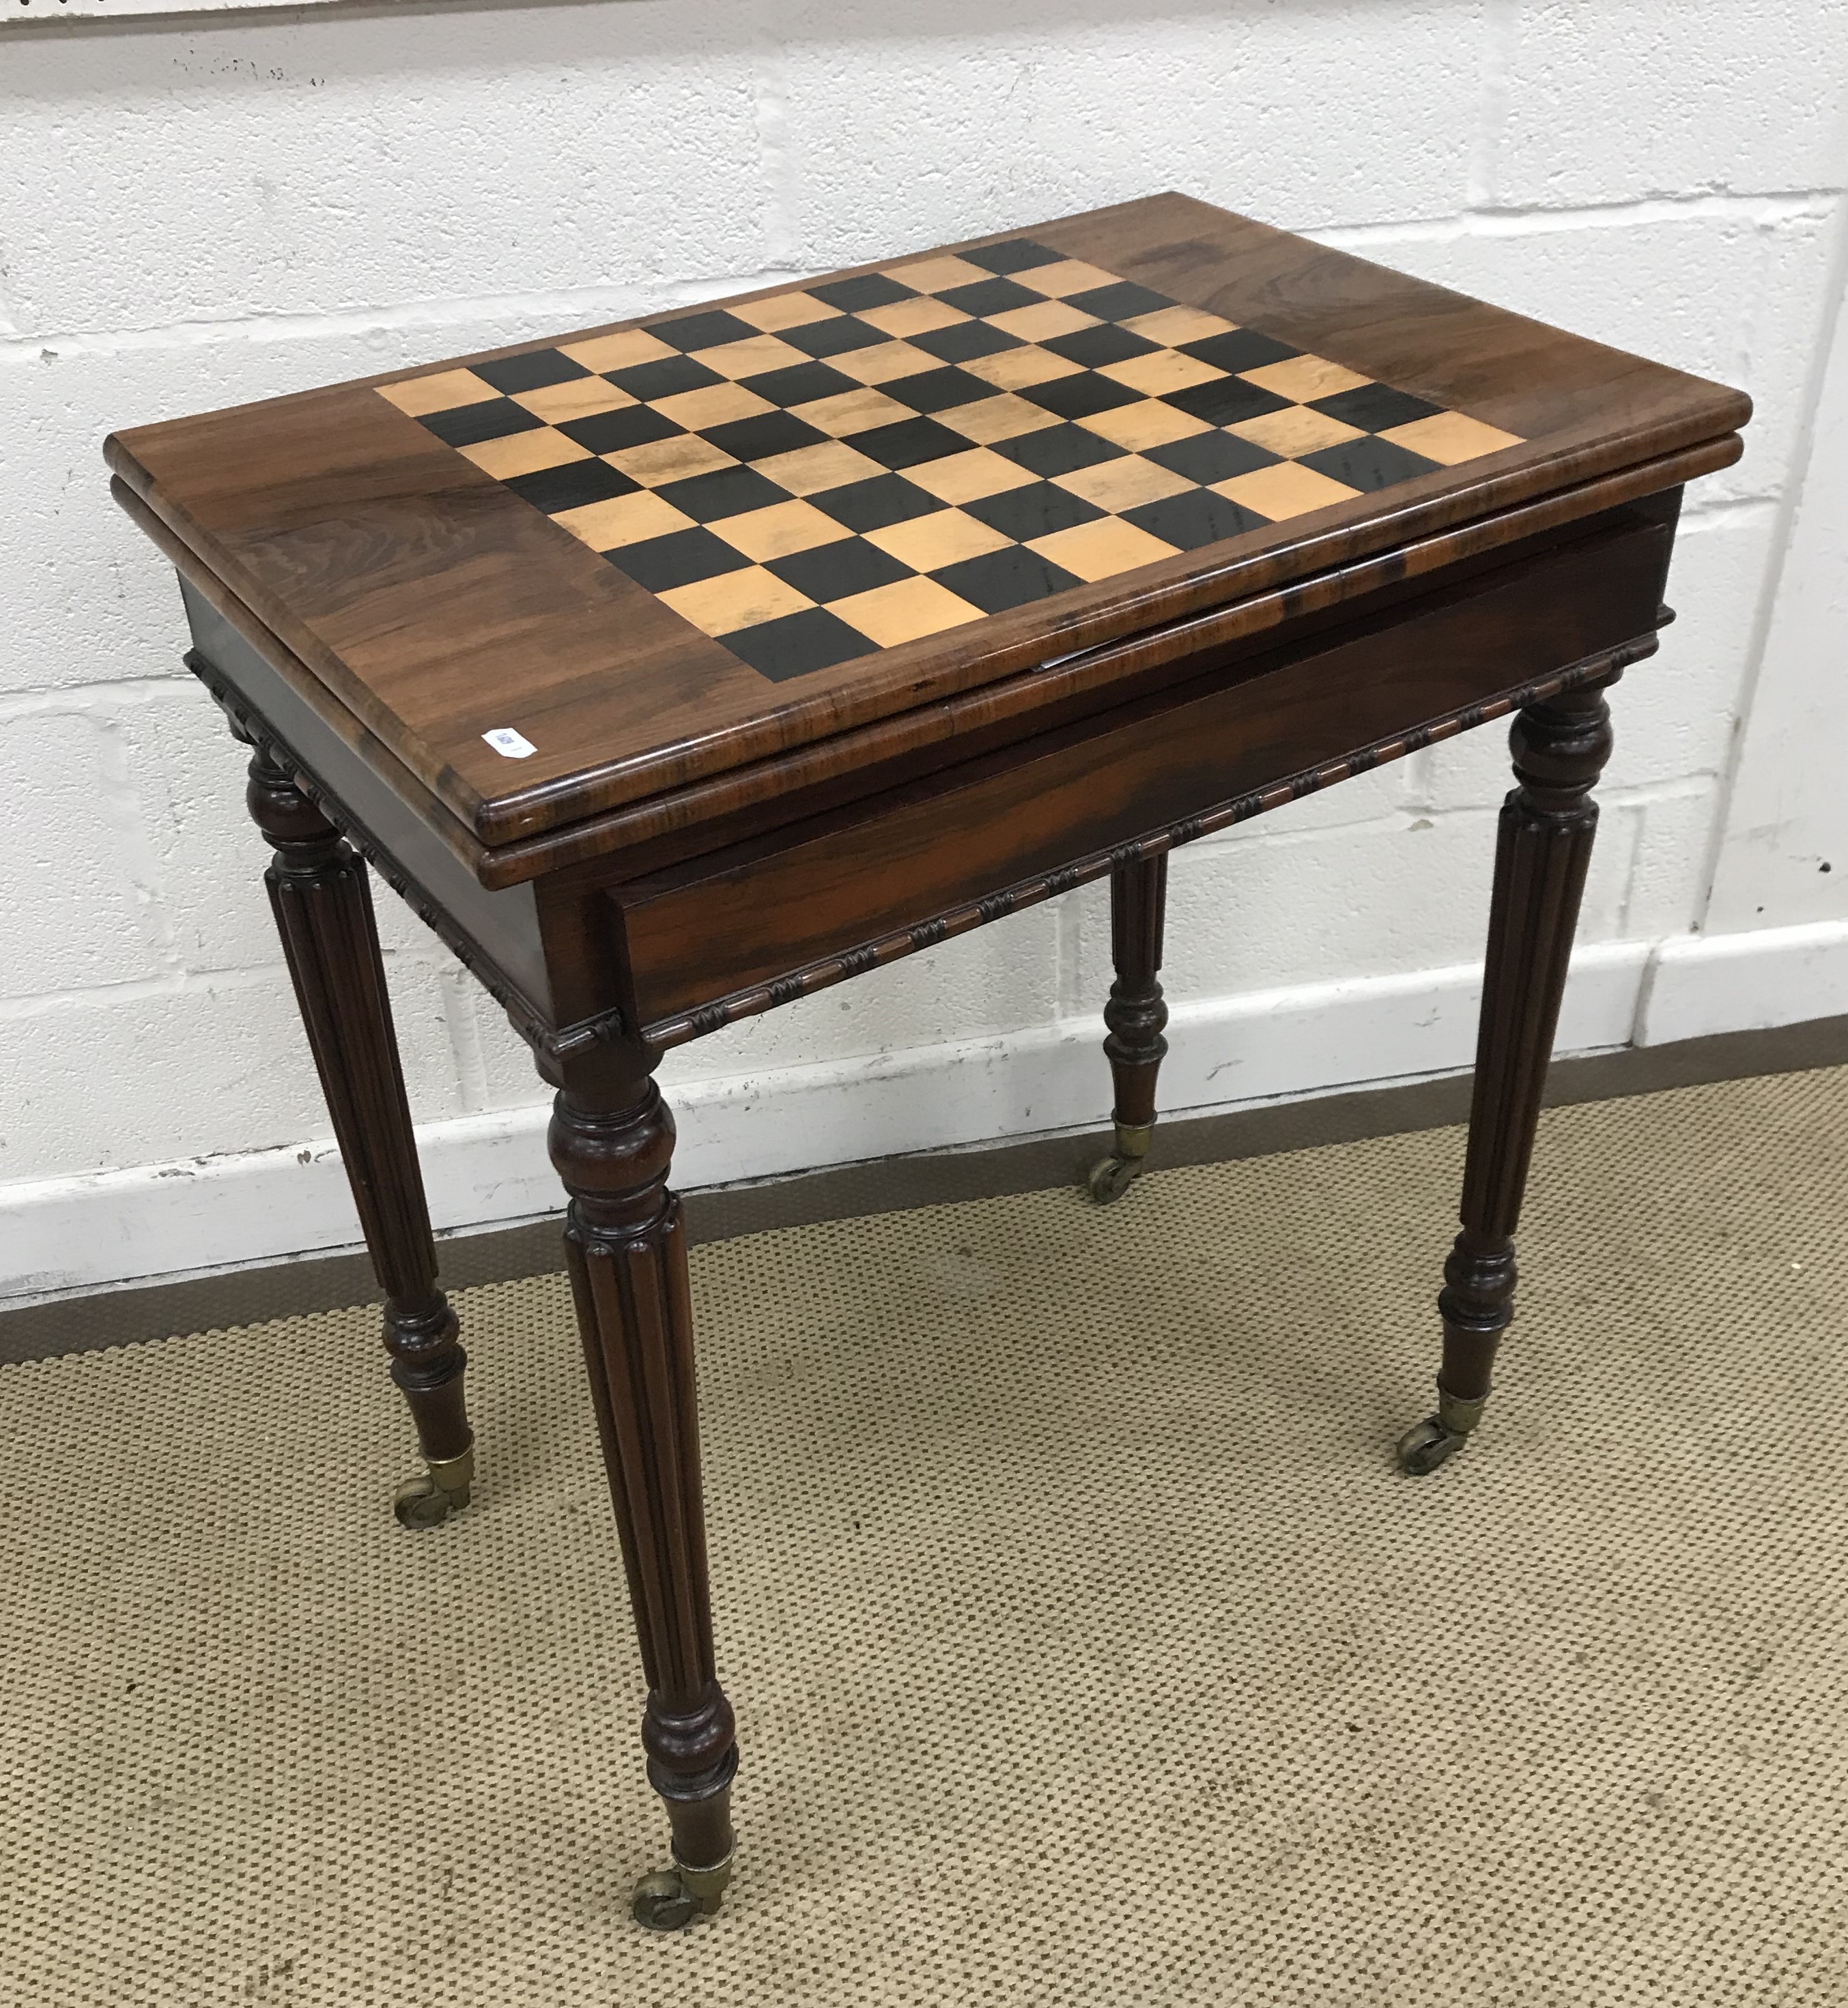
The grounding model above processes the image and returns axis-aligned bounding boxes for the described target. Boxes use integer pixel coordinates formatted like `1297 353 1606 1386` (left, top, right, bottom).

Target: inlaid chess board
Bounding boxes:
385 238 1523 686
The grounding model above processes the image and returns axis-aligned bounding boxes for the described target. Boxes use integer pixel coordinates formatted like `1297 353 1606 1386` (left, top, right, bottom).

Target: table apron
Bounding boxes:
179 578 555 1037
616 511 1671 1046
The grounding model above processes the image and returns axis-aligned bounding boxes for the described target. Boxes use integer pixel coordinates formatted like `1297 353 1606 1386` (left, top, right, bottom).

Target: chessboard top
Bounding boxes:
108 193 1748 854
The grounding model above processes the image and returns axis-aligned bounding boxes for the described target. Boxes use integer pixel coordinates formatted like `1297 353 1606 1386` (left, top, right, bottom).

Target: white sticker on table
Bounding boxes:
482 728 537 758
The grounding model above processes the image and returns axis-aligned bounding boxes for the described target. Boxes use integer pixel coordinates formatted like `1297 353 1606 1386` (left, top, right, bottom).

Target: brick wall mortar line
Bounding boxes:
752 2 795 274
85 710 184 981
1466 0 1520 211
0 266 819 364
0 680 203 723
1678 495 1781 529
1315 189 1840 253
0 946 463 1023
435 965 494 1117
1692 193 1848 930
8 196 1838 367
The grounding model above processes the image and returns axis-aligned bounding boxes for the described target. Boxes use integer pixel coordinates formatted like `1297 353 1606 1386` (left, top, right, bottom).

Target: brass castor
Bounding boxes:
392 1444 474 1528
1086 1153 1140 1204
631 1850 735 1932
1085 1120 1153 1205
1396 1388 1488 1476
1396 1416 1468 1475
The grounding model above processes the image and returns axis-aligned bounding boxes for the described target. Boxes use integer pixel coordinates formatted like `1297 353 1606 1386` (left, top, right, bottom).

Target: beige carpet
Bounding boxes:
5 1068 1848 2006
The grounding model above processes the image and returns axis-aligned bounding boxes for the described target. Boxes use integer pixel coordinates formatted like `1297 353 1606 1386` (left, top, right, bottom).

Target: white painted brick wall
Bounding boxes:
1488 1 1848 203
6 0 1848 1290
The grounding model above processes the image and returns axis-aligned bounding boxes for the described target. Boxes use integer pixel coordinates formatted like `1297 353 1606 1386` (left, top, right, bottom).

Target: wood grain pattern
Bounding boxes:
616 508 1672 1033
1103 856 1169 1134
461 438 1727 891
242 737 471 1468
638 637 1651 1052
1434 679 1618 1415
548 1044 737 1879
187 618 554 1036
366 243 1528 691
106 195 1748 852
126 446 1719 904
111 198 1750 1904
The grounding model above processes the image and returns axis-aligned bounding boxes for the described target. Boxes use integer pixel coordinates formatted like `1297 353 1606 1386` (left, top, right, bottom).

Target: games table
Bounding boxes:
106 193 1748 1930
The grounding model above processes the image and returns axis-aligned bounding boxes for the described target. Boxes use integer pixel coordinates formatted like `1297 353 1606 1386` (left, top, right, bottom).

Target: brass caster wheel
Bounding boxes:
1397 1387 1488 1476
631 1848 734 1932
631 1869 700 1932
392 1445 474 1529
1087 1119 1153 1205
1086 1153 1141 1205
1397 1416 1468 1476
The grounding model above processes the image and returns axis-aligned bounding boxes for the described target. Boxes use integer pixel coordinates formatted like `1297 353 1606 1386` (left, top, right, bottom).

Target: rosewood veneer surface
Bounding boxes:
106 189 1748 1930
107 193 1746 883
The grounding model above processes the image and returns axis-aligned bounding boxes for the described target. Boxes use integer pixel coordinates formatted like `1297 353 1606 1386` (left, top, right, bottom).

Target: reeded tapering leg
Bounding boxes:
244 743 472 1527
1399 677 1617 1474
547 1046 737 1930
1088 855 1170 1204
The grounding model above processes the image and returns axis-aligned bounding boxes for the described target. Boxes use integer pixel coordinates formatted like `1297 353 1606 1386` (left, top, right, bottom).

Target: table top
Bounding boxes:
108 193 1748 856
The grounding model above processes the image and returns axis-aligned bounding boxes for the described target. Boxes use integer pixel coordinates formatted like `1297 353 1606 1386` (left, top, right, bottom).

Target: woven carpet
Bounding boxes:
5 1067 1847 2006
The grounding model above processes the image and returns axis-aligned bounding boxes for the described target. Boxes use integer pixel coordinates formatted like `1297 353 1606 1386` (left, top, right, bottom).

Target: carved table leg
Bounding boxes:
1398 678 1617 1474
547 1045 738 1930
1088 854 1170 1203
244 743 473 1527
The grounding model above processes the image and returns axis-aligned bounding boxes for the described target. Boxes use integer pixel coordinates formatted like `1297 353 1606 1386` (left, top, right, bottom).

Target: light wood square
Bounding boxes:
552 488 694 551
963 344 1085 392
1122 305 1238 347
658 566 816 637
752 440 889 496
791 386 915 437
709 500 854 564
732 290 842 334
1098 349 1227 397
1027 515 1178 582
987 300 1100 344
865 508 1012 571
459 428 591 481
1381 410 1524 465
885 254 993 295
379 369 501 418
831 341 939 386
1078 399 1210 451
830 574 985 648
1053 453 1195 513
653 382 776 431
859 296 971 339
937 394 1063 446
607 434 741 488
1017 259 1120 300
511 377 638 423
693 333 812 379
1239 354 1372 403
1213 461 1359 521
904 447 1041 505
1229 406 1364 459
558 328 677 373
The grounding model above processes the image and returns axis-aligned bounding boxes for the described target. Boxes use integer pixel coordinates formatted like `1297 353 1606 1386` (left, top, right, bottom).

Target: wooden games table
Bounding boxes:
106 192 1748 1929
